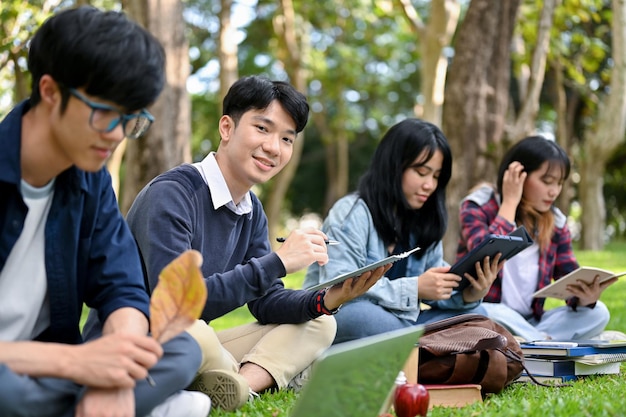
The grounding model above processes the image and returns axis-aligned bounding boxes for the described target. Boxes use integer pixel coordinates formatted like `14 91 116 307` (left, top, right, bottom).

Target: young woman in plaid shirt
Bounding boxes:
457 136 614 341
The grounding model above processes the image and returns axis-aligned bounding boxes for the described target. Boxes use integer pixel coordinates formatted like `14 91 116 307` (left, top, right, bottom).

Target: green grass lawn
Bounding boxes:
207 241 626 416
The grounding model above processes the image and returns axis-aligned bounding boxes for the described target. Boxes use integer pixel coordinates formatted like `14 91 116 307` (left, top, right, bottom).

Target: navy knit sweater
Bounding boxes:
127 164 323 324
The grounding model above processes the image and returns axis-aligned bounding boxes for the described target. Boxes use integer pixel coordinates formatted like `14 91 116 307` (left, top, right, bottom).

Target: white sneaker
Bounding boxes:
147 390 211 417
597 330 626 341
286 366 311 392
188 369 250 411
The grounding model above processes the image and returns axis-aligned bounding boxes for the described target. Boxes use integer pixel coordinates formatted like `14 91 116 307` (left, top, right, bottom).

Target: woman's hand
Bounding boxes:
461 253 503 302
566 275 618 307
417 266 462 300
499 162 527 223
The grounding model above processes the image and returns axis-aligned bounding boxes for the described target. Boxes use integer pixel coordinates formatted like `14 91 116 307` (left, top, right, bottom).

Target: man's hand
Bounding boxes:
566 275 618 307
417 266 462 300
462 253 503 302
275 228 330 273
323 265 391 310
67 333 163 388
75 387 134 417
0 332 161 389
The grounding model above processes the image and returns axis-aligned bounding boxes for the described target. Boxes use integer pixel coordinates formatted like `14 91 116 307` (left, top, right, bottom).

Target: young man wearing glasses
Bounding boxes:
0 7 209 417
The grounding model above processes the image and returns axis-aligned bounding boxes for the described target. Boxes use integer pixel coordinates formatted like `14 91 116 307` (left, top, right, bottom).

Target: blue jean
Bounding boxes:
0 331 201 417
333 299 487 344
480 301 610 341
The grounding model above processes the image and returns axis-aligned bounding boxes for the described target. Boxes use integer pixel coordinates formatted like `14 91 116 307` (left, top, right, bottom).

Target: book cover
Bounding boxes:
304 246 420 291
422 384 482 409
520 343 626 357
532 267 626 299
523 357 621 376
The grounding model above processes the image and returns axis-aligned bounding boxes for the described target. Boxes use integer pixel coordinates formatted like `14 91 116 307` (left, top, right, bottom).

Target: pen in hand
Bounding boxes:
276 237 340 245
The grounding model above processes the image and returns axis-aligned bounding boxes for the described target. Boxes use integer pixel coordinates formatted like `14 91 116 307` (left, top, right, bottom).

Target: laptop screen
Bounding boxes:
289 325 423 417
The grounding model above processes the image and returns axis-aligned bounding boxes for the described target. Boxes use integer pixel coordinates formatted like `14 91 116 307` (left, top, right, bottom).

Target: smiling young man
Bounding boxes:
0 7 210 417
126 75 387 411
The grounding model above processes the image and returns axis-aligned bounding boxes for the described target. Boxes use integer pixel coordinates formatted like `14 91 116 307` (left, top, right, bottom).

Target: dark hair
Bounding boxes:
497 136 570 194
357 118 452 254
28 6 165 112
222 76 309 133
496 135 570 250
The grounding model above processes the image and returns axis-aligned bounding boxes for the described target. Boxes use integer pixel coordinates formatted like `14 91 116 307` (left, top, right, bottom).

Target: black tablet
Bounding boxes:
452 226 533 291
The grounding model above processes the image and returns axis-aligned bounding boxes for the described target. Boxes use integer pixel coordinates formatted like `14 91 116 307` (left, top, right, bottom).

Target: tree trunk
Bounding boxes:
508 0 556 142
120 0 191 214
10 52 28 102
579 0 626 249
551 61 574 214
219 0 238 109
441 0 521 262
323 133 349 214
579 153 606 249
265 0 308 245
395 0 460 126
106 140 126 198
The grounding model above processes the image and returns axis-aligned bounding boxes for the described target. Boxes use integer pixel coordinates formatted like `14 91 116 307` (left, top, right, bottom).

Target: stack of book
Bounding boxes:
518 340 626 383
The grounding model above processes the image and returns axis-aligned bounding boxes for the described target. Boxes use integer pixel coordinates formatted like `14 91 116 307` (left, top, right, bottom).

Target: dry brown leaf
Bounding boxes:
150 249 207 344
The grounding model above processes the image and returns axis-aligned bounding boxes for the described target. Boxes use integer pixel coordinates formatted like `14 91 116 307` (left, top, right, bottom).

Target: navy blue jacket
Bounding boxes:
0 101 150 344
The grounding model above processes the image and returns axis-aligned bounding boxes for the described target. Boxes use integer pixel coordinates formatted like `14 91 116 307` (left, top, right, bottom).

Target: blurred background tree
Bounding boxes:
2 0 625 259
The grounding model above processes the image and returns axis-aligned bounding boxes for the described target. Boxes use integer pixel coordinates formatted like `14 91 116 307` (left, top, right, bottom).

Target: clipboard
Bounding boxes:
452 226 533 291
305 246 420 291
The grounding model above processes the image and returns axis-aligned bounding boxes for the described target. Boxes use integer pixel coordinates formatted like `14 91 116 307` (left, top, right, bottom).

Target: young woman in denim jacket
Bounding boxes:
304 118 501 344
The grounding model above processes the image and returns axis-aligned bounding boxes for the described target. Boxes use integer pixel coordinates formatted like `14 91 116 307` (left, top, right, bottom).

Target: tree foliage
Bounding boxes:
1 0 625 245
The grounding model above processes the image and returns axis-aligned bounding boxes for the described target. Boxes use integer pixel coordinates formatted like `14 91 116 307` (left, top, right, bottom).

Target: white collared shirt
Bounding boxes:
192 152 252 215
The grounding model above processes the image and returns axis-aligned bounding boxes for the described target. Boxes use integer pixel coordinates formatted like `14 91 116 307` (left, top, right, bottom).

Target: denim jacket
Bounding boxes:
303 194 479 321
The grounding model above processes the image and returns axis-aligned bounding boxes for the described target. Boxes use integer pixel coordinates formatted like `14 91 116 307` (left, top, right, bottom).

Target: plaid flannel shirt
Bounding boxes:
456 186 580 321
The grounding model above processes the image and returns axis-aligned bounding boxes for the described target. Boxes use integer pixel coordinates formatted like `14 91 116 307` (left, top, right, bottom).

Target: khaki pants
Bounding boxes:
187 315 336 388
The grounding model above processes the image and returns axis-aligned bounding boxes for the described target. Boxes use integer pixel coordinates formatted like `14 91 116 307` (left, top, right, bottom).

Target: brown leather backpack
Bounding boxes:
417 314 524 394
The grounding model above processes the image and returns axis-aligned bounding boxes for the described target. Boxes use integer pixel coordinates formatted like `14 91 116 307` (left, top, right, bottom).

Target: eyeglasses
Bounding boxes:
67 88 154 140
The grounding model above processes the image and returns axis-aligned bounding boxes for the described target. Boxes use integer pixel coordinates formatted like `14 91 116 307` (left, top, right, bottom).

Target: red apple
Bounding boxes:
394 383 429 417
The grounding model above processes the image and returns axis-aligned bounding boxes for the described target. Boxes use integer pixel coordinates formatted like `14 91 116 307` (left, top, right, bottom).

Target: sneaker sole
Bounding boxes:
189 370 248 411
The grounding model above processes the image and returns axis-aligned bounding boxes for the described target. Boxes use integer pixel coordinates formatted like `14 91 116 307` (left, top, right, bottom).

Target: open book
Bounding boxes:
532 267 626 299
304 246 420 291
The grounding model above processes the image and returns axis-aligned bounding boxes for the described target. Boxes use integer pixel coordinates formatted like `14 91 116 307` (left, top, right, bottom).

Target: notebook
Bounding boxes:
289 325 424 417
